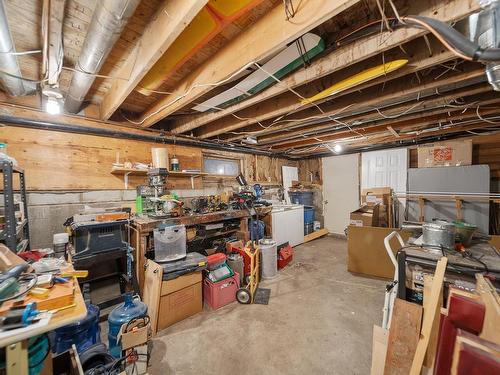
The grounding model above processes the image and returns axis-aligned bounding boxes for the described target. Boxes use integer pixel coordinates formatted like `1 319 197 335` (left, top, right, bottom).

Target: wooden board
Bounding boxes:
1 126 323 191
2 127 202 190
304 228 329 243
410 257 448 375
476 274 500 345
384 299 423 375
371 325 388 375
423 274 443 370
142 260 163 334
0 279 76 314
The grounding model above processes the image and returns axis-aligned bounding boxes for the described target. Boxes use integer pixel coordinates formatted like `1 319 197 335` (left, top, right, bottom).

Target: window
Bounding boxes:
203 157 240 176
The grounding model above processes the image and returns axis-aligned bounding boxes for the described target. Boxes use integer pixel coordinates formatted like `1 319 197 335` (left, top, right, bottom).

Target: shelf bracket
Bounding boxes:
124 172 131 190
190 175 201 189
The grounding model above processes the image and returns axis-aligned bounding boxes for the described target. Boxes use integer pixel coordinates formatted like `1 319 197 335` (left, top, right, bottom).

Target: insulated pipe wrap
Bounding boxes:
64 0 140 113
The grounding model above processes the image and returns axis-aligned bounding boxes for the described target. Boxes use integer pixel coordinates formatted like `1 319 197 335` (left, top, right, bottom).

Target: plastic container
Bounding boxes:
54 303 100 354
289 191 314 206
250 220 265 241
313 221 321 231
108 293 147 358
154 224 187 263
203 272 240 309
453 220 477 247
53 232 69 258
151 147 169 168
304 223 314 235
259 238 277 279
303 206 315 224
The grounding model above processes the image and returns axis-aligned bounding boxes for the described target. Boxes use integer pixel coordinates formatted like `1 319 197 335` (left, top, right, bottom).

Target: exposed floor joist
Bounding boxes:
99 0 208 120
137 0 361 127
166 0 481 136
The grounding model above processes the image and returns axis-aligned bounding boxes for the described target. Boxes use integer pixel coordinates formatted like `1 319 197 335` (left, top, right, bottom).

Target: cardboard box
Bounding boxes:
361 187 392 206
417 139 472 168
361 188 392 227
157 272 202 330
349 204 379 227
347 226 411 279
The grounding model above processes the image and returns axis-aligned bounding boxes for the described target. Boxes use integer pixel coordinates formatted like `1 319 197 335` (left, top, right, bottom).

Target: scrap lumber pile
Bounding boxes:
371 257 500 374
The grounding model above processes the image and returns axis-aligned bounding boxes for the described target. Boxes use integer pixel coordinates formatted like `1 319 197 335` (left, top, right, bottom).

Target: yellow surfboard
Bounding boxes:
301 59 408 105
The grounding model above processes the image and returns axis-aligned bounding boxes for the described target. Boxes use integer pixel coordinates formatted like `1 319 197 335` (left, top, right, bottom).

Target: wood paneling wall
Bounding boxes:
1 127 322 191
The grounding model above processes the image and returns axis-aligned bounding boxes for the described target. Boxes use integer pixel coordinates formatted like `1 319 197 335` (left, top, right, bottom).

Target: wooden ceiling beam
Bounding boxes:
226 66 486 143
271 98 500 150
195 38 456 139
259 83 492 146
291 120 500 157
168 0 481 135
99 0 209 120
137 0 362 127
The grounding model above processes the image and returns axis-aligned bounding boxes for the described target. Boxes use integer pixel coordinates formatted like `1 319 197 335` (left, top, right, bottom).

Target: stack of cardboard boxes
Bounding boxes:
349 187 392 228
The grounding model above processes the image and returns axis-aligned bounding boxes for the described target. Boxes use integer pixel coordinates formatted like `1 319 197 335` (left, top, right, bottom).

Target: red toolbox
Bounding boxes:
203 272 240 310
278 245 293 269
207 253 227 271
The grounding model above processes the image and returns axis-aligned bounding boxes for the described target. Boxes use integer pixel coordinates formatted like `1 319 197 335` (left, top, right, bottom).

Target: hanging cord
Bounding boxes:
283 0 296 21
295 36 311 68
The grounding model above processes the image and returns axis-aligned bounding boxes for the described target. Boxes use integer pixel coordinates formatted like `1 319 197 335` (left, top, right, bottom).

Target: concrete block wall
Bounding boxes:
2 186 234 249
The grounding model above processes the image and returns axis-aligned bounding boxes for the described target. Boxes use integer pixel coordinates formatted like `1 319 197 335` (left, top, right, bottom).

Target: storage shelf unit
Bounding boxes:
1 161 30 252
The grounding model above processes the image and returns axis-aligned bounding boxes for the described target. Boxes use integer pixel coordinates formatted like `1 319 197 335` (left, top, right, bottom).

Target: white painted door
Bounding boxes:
361 148 408 192
322 154 360 235
361 148 408 225
282 165 298 204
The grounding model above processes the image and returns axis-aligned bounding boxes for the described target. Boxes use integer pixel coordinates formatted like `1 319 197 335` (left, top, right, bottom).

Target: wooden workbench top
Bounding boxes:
133 209 250 232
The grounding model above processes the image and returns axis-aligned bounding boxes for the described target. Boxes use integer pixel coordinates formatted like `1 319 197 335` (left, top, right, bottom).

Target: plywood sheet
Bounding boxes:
384 299 423 375
2 127 202 190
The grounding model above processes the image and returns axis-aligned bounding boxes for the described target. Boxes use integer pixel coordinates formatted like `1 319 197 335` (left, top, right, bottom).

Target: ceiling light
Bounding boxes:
243 136 258 145
46 97 61 115
333 144 342 153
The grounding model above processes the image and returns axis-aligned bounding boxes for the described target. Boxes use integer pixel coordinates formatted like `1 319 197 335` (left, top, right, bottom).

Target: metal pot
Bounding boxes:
422 220 456 250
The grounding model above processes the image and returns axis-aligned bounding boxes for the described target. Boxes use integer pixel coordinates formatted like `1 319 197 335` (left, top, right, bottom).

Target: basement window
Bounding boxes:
203 157 240 176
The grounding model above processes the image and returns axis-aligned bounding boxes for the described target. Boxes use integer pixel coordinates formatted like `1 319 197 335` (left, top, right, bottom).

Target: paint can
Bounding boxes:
170 155 179 171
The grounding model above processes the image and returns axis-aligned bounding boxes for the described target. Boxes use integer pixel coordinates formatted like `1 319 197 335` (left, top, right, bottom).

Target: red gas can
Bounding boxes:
203 272 240 310
277 245 293 269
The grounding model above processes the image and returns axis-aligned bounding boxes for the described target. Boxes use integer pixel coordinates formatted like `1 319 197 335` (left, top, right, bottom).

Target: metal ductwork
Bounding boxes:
64 0 140 113
0 1 32 96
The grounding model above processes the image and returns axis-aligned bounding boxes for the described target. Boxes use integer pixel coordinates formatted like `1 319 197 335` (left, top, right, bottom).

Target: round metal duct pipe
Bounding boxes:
0 1 30 96
64 0 140 113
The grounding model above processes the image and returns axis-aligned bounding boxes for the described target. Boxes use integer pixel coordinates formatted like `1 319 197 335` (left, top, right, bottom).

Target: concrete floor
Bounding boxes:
150 236 387 375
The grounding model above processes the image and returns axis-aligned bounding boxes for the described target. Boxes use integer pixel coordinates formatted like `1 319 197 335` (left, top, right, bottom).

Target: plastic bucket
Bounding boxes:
304 206 315 224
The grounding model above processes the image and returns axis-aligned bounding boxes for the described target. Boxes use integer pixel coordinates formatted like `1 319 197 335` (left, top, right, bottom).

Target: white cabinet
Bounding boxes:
271 205 304 247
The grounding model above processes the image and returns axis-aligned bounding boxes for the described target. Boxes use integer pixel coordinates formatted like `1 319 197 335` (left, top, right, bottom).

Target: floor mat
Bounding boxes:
253 288 271 305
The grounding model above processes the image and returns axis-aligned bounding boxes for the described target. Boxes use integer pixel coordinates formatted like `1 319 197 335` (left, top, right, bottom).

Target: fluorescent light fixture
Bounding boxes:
46 97 61 115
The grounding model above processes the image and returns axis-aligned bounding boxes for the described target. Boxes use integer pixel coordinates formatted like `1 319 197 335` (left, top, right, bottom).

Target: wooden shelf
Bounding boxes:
110 167 207 177
110 167 147 176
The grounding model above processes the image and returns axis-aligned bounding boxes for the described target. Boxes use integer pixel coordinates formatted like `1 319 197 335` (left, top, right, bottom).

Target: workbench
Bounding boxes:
0 278 87 374
131 209 250 293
